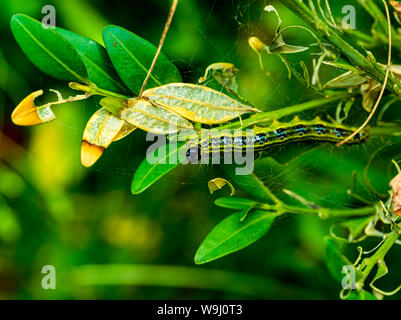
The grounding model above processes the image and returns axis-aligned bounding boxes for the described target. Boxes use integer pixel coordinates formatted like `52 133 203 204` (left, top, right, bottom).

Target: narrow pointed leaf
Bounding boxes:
270 43 309 54
221 165 276 203
195 210 279 264
215 197 259 210
143 83 259 124
56 28 129 93
131 141 187 194
103 25 182 94
325 237 355 283
10 14 87 83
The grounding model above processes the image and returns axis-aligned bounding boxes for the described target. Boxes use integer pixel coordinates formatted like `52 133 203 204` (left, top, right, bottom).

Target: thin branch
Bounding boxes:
337 0 392 147
279 0 400 97
138 0 178 98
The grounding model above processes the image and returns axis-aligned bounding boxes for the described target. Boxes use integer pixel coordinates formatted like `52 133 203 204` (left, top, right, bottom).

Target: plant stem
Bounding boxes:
260 202 375 220
370 125 401 137
219 91 355 130
357 222 401 284
279 0 401 97
357 0 401 50
92 86 130 99
69 82 130 100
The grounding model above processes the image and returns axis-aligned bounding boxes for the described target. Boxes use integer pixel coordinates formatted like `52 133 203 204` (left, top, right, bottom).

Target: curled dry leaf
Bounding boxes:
324 71 367 89
198 62 239 92
143 83 259 124
389 171 401 216
264 5 308 54
208 178 235 196
81 107 136 167
360 79 382 113
11 90 56 126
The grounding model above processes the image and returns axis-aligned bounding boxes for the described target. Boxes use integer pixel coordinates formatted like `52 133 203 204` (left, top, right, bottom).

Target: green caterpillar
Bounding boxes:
185 117 369 160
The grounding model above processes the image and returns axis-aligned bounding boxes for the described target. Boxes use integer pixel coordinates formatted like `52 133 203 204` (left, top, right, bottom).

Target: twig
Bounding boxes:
336 0 392 147
138 0 178 98
279 0 400 97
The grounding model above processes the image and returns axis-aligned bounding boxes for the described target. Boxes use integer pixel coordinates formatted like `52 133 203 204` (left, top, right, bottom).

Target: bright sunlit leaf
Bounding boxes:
143 83 259 124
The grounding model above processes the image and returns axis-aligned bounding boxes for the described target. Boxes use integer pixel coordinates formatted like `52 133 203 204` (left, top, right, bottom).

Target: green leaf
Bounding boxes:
370 260 401 296
10 14 87 83
270 43 309 54
194 210 280 264
56 28 129 94
221 165 276 203
100 97 128 116
103 25 182 94
215 197 260 221
143 83 258 124
325 237 353 283
131 141 187 194
330 216 372 242
215 197 259 210
345 290 377 300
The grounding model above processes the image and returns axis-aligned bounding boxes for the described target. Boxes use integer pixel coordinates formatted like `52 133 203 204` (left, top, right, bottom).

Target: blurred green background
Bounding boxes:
1 0 401 299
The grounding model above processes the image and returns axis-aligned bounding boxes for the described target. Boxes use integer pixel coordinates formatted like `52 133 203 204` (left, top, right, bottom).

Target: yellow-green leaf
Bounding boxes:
11 90 56 126
120 98 194 134
143 83 259 125
208 178 235 196
81 107 136 167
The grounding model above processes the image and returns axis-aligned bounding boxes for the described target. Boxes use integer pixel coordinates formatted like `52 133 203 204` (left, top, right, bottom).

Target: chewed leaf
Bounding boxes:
113 121 137 141
12 88 90 127
264 5 309 54
330 216 371 242
120 98 194 134
370 259 401 296
324 71 367 88
11 90 56 126
143 83 259 124
81 107 136 167
199 62 239 92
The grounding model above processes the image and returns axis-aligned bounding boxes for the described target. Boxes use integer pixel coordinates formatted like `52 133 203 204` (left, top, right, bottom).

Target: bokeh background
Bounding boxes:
1 0 401 299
